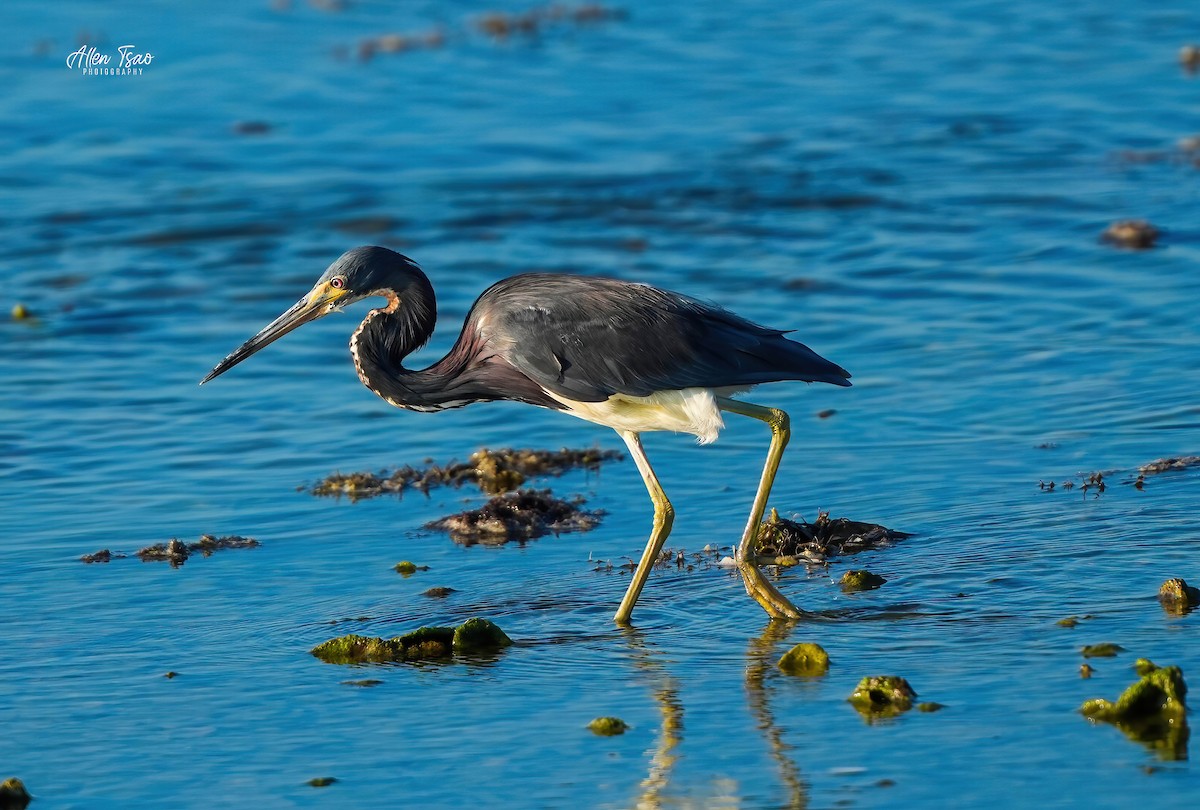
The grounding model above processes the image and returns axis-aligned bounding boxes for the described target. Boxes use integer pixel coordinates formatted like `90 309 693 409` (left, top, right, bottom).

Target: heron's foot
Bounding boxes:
737 561 802 620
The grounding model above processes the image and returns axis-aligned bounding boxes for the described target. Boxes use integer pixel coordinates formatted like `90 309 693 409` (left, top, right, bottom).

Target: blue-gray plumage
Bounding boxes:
202 246 850 623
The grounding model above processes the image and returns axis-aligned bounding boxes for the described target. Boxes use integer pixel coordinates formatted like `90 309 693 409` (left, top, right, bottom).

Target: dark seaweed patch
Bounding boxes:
427 489 601 545
310 447 621 501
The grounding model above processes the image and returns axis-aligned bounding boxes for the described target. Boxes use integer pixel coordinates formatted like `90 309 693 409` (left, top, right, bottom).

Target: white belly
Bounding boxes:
544 386 735 444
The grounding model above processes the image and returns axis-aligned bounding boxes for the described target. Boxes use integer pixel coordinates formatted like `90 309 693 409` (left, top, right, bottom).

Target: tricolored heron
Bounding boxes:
202 246 850 623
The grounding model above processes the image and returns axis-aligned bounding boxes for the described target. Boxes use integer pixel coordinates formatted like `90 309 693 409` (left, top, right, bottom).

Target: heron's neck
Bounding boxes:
349 285 478 412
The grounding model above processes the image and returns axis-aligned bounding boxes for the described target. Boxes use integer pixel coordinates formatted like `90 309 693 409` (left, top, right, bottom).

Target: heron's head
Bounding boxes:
200 246 424 384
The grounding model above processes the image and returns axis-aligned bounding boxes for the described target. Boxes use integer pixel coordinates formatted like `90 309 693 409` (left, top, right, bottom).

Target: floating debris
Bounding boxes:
1102 220 1159 249
1082 643 1125 659
917 702 945 713
137 538 190 565
848 676 917 720
422 586 456 599
353 28 446 62
587 717 630 736
136 535 260 567
0 778 31 810
394 560 430 576
477 4 627 40
1081 664 1095 679
816 409 837 419
1041 471 1108 497
1081 661 1189 761
163 671 178 679
1181 44 1200 73
80 548 120 564
587 543 731 575
332 215 405 235
11 303 32 320
341 679 384 688
1044 456 1200 496
1139 456 1200 475
754 509 909 565
427 489 601 545
1158 578 1200 614
307 777 338 788
310 447 621 501
190 535 259 556
777 642 830 677
311 617 511 664
839 570 887 592
231 120 271 135
344 4 624 62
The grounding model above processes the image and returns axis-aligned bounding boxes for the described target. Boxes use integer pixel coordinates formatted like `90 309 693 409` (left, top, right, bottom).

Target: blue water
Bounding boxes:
4 1 1200 807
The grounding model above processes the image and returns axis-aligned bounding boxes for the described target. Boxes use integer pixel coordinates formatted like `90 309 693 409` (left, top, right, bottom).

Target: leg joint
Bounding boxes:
767 408 790 434
655 500 675 531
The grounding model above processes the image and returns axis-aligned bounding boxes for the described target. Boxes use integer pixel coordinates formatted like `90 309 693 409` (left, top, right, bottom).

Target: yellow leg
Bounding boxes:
614 430 675 625
717 397 802 620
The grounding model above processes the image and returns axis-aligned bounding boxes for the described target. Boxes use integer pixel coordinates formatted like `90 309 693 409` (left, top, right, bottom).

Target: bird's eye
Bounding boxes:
330 277 346 289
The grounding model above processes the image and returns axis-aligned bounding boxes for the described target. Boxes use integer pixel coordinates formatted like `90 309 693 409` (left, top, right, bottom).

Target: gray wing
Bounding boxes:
476 274 850 403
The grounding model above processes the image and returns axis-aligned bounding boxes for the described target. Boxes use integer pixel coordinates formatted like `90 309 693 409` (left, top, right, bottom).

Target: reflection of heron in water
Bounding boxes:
620 629 684 809
202 246 850 623
619 625 810 808
746 623 810 809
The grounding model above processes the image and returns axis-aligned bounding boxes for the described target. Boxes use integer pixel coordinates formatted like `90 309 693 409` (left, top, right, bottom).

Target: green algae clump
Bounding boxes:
1082 643 1125 659
777 642 830 676
1158 578 1200 615
839 570 887 592
1081 664 1189 760
848 676 917 719
0 778 31 810
1135 658 1160 677
588 717 629 736
395 626 456 659
312 634 417 664
394 560 419 575
312 618 511 664
453 617 513 653
307 777 337 787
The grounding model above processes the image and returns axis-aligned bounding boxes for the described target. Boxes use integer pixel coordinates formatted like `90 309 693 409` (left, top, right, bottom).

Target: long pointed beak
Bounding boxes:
200 285 344 384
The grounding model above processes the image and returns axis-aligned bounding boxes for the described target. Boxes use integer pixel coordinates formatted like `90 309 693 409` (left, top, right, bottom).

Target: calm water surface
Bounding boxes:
3 1 1200 807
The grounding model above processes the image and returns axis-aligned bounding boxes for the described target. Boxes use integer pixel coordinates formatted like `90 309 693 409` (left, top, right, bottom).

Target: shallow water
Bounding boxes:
4 1 1200 807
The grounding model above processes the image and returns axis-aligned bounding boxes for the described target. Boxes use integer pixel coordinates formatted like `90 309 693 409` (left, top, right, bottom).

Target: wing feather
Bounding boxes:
475 274 850 402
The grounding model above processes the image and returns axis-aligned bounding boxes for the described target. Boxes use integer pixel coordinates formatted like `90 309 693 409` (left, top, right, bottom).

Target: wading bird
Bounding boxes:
202 247 850 623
